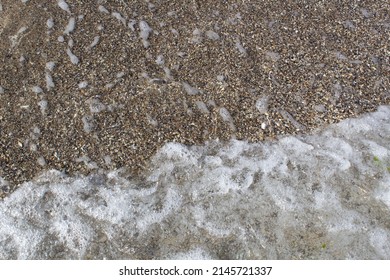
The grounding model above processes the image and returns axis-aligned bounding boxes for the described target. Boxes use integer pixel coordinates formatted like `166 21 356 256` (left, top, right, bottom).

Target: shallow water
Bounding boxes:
1 106 389 259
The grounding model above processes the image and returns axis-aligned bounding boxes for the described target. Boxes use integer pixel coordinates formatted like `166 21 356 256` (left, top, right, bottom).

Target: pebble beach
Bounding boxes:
1 0 389 193
0 0 390 260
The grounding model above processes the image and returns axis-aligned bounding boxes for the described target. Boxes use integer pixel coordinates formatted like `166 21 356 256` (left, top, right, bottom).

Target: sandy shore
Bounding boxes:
0 0 389 195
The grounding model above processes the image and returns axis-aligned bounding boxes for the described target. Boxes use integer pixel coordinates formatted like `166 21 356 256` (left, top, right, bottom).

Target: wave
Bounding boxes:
1 106 389 259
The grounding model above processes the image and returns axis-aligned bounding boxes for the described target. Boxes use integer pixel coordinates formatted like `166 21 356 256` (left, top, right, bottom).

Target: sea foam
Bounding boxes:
0 106 389 259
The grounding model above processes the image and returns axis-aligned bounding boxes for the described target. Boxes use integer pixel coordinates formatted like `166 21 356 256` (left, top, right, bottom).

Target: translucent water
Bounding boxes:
1 106 389 259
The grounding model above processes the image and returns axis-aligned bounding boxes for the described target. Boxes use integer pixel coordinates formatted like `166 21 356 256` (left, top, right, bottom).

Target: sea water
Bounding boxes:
0 106 389 259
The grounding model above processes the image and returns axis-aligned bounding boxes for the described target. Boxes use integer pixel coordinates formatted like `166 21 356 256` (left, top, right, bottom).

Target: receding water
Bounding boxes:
1 106 390 259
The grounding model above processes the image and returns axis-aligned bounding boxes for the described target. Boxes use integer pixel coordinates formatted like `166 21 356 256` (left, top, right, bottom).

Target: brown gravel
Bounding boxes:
1 0 389 197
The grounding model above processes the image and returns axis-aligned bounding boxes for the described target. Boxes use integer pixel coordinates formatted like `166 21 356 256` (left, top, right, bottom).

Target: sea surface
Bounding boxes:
1 106 389 259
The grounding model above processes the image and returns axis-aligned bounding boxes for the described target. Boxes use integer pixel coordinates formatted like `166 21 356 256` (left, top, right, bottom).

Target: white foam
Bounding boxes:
78 81 88 89
64 17 76 35
182 82 201 95
163 67 172 79
9 27 27 48
195 101 210 114
219 107 236 131
343 20 356 30
218 107 230 121
46 18 54 29
75 156 98 170
279 109 306 131
103 156 112 165
0 106 389 259
235 39 247 56
265 51 280 62
81 115 94 133
191 28 203 44
45 61 56 71
66 48 79 65
139 20 152 48
171 28 179 36
335 51 348 60
37 157 46 166
216 75 225 82
361 8 372 18
87 98 106 113
112 12 126 25
155 55 164 65
136 189 182 232
68 38 74 48
128 19 137 31
45 73 54 89
369 228 390 259
31 86 43 94
374 177 390 209
87 36 100 50
170 248 212 260
146 114 158 126
98 5 109 14
29 143 37 152
31 126 41 138
105 83 114 89
148 2 155 11
206 30 220 40
116 72 125 78
362 140 389 161
37 100 48 115
58 0 70 13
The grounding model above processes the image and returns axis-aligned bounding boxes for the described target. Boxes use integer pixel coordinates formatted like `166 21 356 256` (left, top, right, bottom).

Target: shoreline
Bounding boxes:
1 104 389 259
1 0 389 192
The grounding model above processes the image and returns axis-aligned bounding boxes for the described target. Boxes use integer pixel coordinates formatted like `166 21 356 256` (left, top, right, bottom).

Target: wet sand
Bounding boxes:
0 0 389 196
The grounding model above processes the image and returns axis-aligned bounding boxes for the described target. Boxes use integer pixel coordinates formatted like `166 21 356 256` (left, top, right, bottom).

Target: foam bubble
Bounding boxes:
58 0 70 13
81 115 94 133
206 30 220 40
112 12 126 25
47 18 54 29
139 20 152 48
78 81 88 89
235 39 247 56
46 61 56 71
37 100 48 115
182 82 201 95
64 17 76 35
98 5 109 14
45 73 54 89
156 55 164 65
66 48 79 65
87 36 100 50
169 247 212 260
